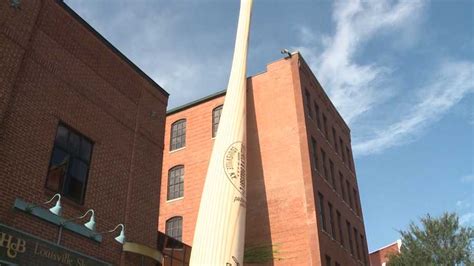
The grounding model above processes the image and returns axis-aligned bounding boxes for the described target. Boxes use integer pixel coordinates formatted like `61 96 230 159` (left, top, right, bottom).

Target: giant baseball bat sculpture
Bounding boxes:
189 0 253 265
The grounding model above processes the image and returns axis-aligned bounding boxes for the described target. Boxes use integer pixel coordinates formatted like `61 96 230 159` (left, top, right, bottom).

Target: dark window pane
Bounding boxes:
311 138 319 171
347 147 353 170
305 90 313 118
328 203 336 238
317 192 326 231
325 255 331 266
315 102 321 129
68 132 80 156
46 148 69 192
170 120 186 151
80 139 92 162
65 175 85 202
347 180 353 209
168 166 184 200
340 173 347 202
166 217 183 242
212 105 223 138
46 123 93 205
340 138 346 163
337 211 344 247
69 159 88 181
329 160 335 188
347 220 354 254
354 188 360 216
49 147 69 167
321 149 328 180
55 125 68 148
64 159 88 202
354 227 361 260
323 114 328 136
361 234 368 263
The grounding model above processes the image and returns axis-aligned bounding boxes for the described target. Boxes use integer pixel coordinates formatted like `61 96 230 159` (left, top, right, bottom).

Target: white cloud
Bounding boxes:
64 0 232 108
294 0 425 124
67 0 472 156
456 199 471 210
294 0 474 156
459 212 474 225
456 197 473 225
353 61 474 155
461 174 474 183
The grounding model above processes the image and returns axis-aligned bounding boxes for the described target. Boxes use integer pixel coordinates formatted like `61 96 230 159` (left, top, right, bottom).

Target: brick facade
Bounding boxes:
158 53 369 265
0 1 168 265
369 240 401 266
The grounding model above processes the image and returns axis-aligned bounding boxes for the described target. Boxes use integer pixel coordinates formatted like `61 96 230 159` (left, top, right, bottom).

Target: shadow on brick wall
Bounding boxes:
244 79 274 266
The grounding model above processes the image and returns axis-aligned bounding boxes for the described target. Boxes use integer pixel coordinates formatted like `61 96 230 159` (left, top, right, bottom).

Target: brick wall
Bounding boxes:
158 54 369 265
298 54 369 265
369 241 400 266
0 1 168 265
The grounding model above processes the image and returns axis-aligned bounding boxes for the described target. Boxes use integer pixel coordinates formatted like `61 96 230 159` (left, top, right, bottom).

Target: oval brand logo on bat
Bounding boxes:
223 142 247 203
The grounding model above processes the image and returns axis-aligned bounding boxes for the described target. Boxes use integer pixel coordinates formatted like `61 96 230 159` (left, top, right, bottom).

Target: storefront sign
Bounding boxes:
0 224 110 266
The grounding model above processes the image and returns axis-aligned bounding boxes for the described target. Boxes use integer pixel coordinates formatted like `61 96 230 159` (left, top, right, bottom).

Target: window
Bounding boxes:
337 210 344 247
328 202 336 239
314 102 322 129
346 147 353 170
353 188 360 216
212 105 223 138
46 123 93 204
170 119 186 151
167 166 184 200
339 138 345 163
347 220 354 255
354 227 361 260
305 90 313 119
325 255 331 266
317 192 327 231
165 216 183 241
340 172 347 202
311 137 319 171
329 159 335 189
323 114 328 137
347 180 354 209
321 149 328 180
360 234 368 264
332 127 338 153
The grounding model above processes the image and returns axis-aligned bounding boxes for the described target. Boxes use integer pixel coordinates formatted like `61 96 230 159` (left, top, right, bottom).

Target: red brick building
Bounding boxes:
1 0 168 265
159 53 370 265
369 240 401 266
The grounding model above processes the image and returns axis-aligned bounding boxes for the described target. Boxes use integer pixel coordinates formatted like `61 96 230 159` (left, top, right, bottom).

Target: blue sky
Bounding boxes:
64 0 473 251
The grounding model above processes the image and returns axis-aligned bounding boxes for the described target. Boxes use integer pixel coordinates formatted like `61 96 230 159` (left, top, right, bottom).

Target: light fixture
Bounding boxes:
62 209 96 230
10 0 21 9
83 210 96 231
281 49 292 58
49 197 62 216
93 224 126 244
27 193 62 216
56 209 96 245
113 224 126 244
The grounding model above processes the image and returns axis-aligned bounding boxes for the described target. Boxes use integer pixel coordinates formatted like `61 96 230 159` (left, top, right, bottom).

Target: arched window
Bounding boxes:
212 105 223 138
166 216 183 241
167 165 184 200
170 119 186 151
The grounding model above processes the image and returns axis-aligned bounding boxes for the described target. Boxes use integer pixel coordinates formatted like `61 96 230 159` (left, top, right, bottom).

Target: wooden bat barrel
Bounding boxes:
190 0 253 265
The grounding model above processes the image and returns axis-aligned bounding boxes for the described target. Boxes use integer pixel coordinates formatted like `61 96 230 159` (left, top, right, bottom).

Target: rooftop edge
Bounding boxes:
57 0 169 97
